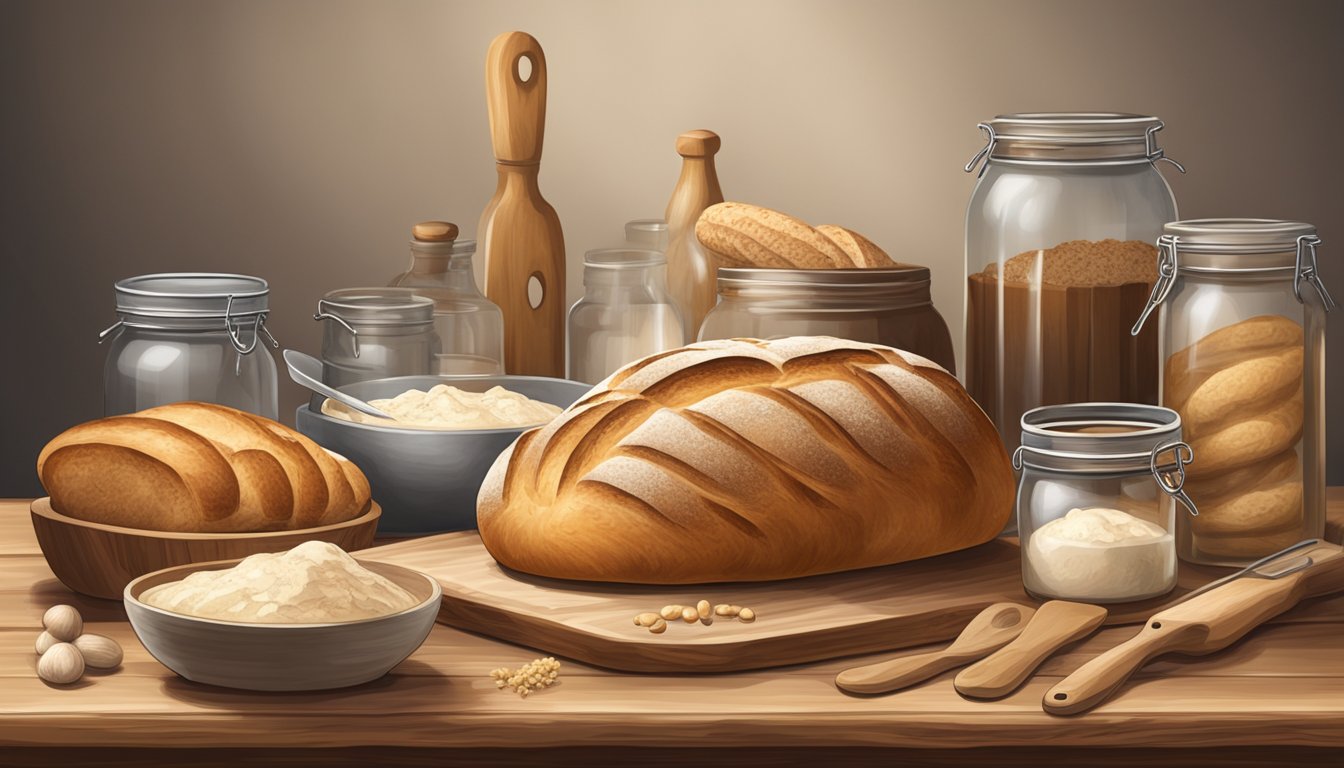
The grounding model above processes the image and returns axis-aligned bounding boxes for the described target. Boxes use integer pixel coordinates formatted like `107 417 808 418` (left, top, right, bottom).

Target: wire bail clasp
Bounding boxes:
963 123 997 178
1294 234 1336 312
1145 122 1186 173
313 300 360 358
1132 235 1180 336
1150 440 1198 516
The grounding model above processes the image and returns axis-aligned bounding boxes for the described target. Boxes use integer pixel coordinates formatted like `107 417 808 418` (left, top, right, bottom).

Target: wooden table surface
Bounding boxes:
3 493 1343 767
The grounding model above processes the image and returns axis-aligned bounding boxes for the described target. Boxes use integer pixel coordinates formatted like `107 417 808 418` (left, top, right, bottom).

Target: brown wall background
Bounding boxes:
2 0 1341 495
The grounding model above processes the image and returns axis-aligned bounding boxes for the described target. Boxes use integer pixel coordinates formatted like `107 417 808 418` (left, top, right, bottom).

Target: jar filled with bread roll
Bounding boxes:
1015 403 1197 603
964 113 1183 450
313 288 439 389
698 267 956 374
1131 219 1333 565
100 273 279 419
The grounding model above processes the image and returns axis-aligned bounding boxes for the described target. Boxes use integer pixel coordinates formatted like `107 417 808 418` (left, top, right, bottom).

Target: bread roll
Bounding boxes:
477 337 1014 583
37 403 370 533
695 203 851 268
815 225 898 268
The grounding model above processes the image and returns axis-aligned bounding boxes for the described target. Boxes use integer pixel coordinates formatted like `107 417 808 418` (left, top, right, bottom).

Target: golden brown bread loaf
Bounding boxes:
1166 314 1306 560
695 202 900 269
36 402 371 533
477 337 1015 583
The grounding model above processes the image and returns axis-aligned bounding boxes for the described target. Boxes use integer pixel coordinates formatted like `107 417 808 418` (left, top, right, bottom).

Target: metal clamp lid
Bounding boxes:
1012 439 1198 517
1132 232 1335 336
98 295 279 356
964 115 1185 176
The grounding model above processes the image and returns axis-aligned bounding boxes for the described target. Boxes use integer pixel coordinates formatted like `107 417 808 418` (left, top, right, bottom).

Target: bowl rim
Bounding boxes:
30 496 381 541
124 556 443 630
300 373 592 437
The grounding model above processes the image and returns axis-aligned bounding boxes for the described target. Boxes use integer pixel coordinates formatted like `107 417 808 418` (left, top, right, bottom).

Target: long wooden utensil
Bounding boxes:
479 30 565 377
835 602 1034 694
955 600 1108 700
1044 539 1344 716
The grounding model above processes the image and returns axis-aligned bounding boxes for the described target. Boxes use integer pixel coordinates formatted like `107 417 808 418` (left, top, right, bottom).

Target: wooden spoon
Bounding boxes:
835 602 1035 695
955 600 1108 700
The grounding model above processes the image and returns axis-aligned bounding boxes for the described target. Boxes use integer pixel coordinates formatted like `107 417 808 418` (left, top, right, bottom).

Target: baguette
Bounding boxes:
815 225 898 268
477 337 1014 583
695 202 851 268
37 403 370 533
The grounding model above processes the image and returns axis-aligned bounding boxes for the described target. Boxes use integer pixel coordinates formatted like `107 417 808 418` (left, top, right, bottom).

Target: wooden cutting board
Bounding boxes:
359 532 1205 673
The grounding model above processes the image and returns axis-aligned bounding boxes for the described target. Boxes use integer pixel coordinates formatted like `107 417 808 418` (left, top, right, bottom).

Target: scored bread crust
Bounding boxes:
477 337 1014 583
36 403 371 533
815 225 899 268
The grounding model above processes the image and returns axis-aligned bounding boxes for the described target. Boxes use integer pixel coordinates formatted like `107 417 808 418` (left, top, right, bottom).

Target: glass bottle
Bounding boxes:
625 219 669 252
101 273 280 418
963 113 1182 450
1132 218 1332 565
388 221 505 376
567 249 684 384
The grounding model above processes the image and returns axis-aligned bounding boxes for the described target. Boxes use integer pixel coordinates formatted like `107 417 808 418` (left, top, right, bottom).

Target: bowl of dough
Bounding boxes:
124 541 441 691
295 374 592 535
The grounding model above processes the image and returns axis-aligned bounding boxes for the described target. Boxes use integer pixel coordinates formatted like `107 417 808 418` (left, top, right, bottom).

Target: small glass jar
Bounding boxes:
100 273 280 418
624 219 669 251
964 113 1183 449
1131 219 1333 565
388 222 505 376
698 267 956 373
567 248 684 384
313 288 439 389
1015 403 1197 603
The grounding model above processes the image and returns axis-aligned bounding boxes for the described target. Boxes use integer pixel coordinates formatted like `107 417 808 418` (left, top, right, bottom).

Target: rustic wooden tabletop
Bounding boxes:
2 493 1342 767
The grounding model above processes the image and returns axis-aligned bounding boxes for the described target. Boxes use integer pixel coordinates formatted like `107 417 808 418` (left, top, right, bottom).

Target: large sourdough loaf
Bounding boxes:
477 337 1014 583
37 402 371 533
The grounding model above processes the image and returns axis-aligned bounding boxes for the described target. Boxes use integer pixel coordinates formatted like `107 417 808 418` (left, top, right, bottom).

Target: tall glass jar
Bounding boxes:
624 219 669 251
964 113 1183 449
1015 403 1197 603
567 248 684 384
100 273 279 418
699 267 956 373
388 221 505 376
1131 219 1333 565
313 288 439 389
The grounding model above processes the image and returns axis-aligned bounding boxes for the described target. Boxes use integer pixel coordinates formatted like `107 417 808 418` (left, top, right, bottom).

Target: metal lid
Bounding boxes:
1016 402 1197 514
316 288 435 327
114 273 269 318
716 266 932 307
965 112 1184 173
1130 219 1334 335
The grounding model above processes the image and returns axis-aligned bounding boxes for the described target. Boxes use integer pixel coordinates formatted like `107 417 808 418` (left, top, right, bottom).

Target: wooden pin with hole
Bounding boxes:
478 30 566 377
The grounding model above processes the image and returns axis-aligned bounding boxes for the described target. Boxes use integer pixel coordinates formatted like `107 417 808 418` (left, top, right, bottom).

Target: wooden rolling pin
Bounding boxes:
479 30 565 377
1044 540 1344 715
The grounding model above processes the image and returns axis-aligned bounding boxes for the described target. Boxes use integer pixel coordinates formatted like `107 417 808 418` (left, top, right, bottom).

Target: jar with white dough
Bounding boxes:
1015 403 1198 603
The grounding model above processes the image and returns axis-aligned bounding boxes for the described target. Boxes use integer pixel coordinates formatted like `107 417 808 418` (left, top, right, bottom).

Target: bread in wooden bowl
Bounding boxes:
37 402 371 533
477 337 1014 583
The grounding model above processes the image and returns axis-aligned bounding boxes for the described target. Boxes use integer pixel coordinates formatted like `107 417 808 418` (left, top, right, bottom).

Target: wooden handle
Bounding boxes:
485 31 547 165
835 647 982 695
1043 621 1203 716
955 601 1107 700
675 129 721 158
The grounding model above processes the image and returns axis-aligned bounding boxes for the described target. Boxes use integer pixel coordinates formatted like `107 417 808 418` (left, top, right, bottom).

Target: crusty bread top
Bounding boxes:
981 239 1158 286
477 337 1014 582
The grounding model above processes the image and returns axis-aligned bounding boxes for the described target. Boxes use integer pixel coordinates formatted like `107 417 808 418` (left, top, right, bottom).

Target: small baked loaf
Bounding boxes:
37 403 371 533
695 202 899 269
477 337 1014 583
1167 314 1307 559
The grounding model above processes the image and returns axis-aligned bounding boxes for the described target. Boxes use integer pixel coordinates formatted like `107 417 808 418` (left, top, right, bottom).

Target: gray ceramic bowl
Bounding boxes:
124 557 441 691
295 374 591 535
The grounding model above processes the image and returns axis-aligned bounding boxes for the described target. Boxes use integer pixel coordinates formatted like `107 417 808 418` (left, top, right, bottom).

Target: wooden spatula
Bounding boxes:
1044 540 1344 716
955 600 1108 700
479 30 565 377
835 602 1034 695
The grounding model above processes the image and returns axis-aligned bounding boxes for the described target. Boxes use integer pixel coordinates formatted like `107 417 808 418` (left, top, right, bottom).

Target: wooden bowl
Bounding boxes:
30 497 382 600
125 557 440 691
